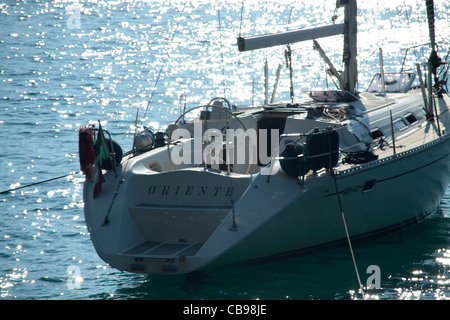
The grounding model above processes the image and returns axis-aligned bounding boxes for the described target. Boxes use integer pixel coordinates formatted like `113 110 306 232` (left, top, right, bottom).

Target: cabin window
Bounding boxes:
393 119 408 132
404 113 417 125
369 128 384 140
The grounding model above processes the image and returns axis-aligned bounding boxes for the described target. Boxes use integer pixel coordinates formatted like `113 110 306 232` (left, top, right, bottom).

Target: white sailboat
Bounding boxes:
78 0 450 275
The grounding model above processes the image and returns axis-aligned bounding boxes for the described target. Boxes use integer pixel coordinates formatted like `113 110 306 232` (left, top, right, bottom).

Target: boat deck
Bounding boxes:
337 101 449 173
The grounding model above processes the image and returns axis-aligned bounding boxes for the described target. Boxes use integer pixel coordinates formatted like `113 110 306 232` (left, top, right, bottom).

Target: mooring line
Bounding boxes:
0 171 80 195
331 172 365 299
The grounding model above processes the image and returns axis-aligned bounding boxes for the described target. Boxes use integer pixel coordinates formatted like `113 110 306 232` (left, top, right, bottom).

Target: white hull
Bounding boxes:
83 93 450 274
208 134 450 269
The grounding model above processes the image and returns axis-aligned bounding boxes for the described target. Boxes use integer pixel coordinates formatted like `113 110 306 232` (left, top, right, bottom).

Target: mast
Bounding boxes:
425 0 445 96
236 0 358 95
426 0 436 51
341 0 357 95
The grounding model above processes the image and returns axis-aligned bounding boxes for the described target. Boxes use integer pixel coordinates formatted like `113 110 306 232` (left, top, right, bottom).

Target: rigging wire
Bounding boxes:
140 1 187 126
238 0 244 38
368 1 426 63
217 9 227 97
101 3 188 225
403 0 421 65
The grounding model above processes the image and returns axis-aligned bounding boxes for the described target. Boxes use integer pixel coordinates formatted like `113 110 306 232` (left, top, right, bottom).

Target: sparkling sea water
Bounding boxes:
1 0 449 300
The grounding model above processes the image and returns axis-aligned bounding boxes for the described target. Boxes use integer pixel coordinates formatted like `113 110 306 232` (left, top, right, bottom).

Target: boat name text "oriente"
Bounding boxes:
148 184 234 197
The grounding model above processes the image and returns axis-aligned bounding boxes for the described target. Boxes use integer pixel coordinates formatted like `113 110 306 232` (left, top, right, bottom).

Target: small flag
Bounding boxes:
92 122 109 199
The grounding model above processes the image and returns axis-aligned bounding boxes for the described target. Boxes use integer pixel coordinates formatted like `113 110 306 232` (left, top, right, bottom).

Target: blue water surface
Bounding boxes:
0 0 449 300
